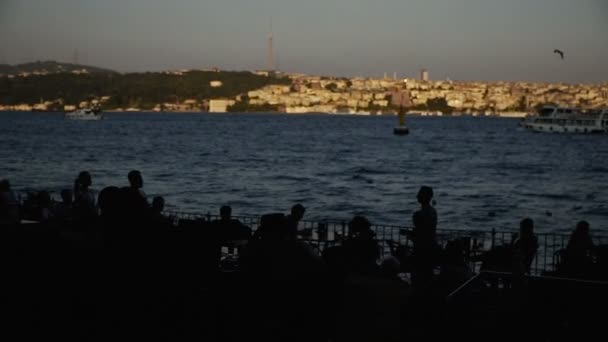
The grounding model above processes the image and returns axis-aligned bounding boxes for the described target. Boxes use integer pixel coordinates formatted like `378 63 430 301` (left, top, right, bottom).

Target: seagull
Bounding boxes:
553 49 564 59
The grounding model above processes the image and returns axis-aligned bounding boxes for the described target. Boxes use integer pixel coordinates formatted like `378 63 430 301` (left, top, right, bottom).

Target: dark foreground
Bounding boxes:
2 214 607 342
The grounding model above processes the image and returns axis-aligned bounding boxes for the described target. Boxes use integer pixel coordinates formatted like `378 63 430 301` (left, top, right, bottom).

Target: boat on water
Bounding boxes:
521 106 608 134
65 107 103 121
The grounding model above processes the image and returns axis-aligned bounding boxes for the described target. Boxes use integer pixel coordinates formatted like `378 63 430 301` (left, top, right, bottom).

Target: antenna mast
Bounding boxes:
268 18 275 71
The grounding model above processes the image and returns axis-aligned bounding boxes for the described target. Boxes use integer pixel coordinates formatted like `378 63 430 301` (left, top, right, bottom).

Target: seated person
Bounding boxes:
122 170 149 219
52 189 74 221
560 220 595 278
286 203 312 239
341 216 380 276
211 205 252 251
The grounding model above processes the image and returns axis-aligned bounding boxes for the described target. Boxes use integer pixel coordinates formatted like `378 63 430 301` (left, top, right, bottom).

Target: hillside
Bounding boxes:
0 61 117 76
0 69 290 110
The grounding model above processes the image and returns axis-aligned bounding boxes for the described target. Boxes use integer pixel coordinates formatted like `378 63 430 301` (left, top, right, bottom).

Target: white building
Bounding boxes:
420 69 429 82
209 99 236 113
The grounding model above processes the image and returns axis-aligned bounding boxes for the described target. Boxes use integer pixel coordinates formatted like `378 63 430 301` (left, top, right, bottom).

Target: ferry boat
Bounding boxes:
64 107 104 121
522 106 608 134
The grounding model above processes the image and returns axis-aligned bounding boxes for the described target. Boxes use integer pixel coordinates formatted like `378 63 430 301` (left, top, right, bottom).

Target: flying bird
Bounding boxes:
553 49 564 59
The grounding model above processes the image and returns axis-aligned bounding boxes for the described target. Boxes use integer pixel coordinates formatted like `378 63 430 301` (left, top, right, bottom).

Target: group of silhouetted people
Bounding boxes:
1 172 606 341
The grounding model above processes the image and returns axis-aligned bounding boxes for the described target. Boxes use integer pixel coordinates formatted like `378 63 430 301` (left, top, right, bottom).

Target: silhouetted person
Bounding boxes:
251 212 288 241
73 171 96 220
98 186 122 221
410 186 438 289
52 189 73 221
151 196 164 216
241 213 328 341
512 218 538 275
286 203 308 239
0 179 20 227
149 196 173 226
212 205 251 245
342 215 380 276
561 220 595 278
97 186 124 246
438 238 473 294
37 191 54 222
123 170 149 219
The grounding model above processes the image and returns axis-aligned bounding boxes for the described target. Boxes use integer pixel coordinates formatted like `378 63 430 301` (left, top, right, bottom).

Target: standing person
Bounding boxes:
73 171 96 220
0 179 20 228
410 186 438 289
512 218 538 275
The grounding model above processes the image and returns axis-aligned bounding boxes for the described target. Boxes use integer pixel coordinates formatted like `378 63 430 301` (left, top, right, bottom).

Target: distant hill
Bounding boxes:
0 69 290 110
0 61 117 75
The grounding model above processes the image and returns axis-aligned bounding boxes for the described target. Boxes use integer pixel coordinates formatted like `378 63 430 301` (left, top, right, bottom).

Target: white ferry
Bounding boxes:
522 106 608 134
65 107 104 121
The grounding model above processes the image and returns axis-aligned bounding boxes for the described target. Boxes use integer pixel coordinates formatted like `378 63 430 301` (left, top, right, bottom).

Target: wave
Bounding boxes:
515 192 579 201
347 166 392 176
273 174 313 182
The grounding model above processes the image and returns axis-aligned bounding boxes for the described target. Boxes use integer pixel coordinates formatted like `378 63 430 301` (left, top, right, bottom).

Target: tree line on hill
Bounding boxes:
0 68 290 110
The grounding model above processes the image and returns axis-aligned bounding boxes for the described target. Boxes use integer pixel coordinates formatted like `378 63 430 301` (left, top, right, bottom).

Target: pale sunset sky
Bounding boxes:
0 0 606 83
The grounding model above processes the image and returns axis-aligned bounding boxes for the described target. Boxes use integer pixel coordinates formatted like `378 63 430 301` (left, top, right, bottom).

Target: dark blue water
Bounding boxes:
1 112 607 233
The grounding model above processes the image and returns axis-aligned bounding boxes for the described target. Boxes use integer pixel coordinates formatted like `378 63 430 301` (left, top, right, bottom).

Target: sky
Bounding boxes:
0 0 607 83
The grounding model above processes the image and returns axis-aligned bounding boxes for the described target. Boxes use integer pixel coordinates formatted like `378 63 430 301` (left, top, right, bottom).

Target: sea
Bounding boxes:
1 111 607 234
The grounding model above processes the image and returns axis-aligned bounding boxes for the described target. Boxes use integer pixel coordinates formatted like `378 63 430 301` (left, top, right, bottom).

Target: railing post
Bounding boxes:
491 228 496 249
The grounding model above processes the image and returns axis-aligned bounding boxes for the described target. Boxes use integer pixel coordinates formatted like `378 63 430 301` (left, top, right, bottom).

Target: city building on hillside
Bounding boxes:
420 69 429 82
209 99 236 113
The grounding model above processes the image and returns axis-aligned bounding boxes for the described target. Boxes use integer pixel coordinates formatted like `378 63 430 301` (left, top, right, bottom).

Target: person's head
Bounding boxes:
152 196 165 214
61 189 73 204
349 215 372 237
0 179 9 191
128 170 143 188
220 205 232 220
520 218 534 236
77 171 92 188
291 203 306 221
98 186 122 218
417 186 434 205
259 213 288 240
575 220 590 235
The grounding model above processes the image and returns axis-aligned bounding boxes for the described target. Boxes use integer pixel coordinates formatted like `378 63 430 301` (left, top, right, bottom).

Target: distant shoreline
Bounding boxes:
0 110 529 118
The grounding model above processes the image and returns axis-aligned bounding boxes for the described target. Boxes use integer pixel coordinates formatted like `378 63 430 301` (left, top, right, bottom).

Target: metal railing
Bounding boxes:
163 210 608 276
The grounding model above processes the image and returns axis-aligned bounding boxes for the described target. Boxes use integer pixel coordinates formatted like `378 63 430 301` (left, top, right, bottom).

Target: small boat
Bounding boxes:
65 107 103 121
521 106 607 134
393 109 409 135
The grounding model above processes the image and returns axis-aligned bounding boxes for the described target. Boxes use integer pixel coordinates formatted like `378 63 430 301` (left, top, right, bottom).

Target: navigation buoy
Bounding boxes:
393 110 409 135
